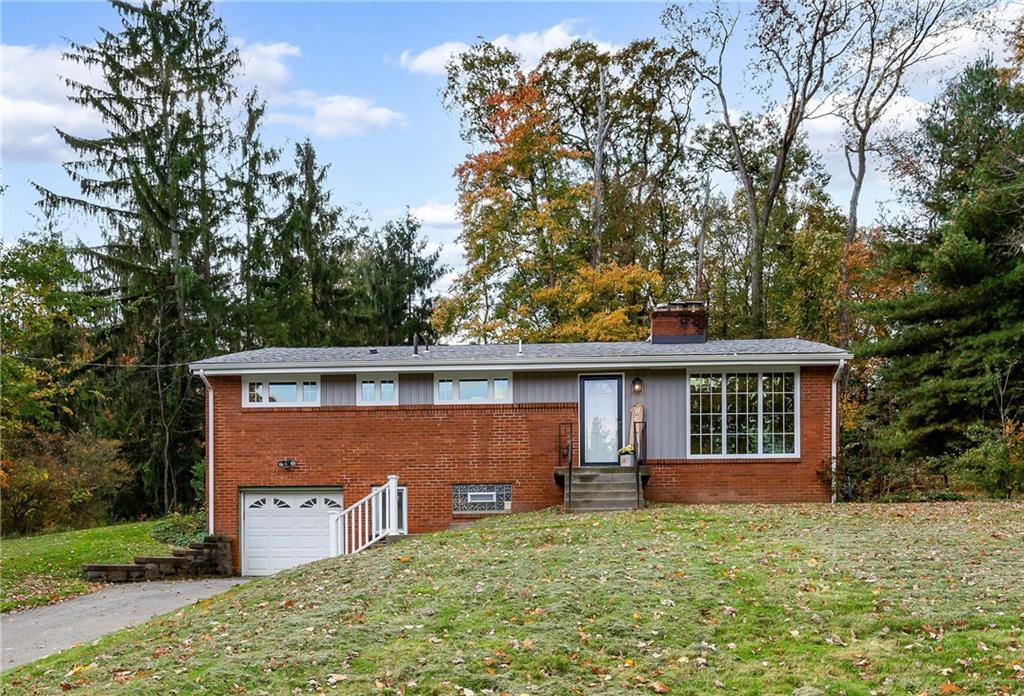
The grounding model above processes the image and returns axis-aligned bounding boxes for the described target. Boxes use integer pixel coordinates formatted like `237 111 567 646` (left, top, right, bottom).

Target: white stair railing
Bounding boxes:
329 475 400 555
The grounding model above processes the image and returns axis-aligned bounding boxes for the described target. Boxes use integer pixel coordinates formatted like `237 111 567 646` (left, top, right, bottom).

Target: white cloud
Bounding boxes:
234 38 302 96
1 44 104 163
399 21 619 76
1 37 403 164
399 41 469 76
269 91 404 137
233 37 405 139
411 201 460 228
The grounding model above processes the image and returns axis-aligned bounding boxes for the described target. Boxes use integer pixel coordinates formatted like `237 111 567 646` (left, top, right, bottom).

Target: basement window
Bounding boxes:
453 483 512 514
243 376 320 408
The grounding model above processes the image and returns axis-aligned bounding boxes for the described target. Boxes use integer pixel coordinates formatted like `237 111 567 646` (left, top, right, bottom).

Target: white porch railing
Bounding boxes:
329 475 400 555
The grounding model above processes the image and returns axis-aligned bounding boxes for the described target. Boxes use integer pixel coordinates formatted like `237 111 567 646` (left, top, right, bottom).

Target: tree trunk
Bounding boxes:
695 177 712 300
839 134 868 347
590 67 610 268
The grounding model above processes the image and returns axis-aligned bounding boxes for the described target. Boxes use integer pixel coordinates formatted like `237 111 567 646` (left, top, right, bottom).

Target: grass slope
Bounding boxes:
1 522 172 613
4 503 1024 695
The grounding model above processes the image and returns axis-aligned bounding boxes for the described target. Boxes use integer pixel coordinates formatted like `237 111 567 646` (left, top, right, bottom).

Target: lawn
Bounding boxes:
4 502 1024 695
0 522 173 613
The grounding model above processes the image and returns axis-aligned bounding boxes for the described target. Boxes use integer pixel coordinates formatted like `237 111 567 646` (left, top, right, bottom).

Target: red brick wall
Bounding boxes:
642 366 833 503
205 366 834 571
208 375 574 571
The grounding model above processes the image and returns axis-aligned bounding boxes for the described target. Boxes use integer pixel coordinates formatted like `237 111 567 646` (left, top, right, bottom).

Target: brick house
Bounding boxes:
190 302 851 575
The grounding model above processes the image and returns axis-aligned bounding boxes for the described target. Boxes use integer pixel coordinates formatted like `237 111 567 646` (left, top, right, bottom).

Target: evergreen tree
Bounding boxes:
228 89 281 348
253 140 361 346
853 58 1024 485
35 0 240 513
355 214 446 346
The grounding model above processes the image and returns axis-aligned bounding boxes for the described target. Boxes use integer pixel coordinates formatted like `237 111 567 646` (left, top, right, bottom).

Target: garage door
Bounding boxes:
241 489 343 576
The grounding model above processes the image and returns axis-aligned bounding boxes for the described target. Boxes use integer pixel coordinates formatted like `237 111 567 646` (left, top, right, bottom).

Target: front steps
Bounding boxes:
557 466 647 512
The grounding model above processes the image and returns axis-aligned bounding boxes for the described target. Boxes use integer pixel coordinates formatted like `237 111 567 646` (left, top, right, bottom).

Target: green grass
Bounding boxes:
1 521 173 613
4 502 1024 694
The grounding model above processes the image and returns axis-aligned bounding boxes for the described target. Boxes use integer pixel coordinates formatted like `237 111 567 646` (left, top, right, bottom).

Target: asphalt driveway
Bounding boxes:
1 577 246 670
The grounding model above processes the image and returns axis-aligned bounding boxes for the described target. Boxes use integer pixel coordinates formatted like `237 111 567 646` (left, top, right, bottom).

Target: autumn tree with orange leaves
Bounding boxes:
435 69 662 342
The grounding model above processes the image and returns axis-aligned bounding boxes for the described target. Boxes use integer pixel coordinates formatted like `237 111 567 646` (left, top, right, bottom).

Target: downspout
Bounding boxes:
830 359 846 504
197 370 215 534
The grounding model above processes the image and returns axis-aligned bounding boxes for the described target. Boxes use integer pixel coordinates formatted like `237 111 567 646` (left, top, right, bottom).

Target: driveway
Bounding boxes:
1 577 246 670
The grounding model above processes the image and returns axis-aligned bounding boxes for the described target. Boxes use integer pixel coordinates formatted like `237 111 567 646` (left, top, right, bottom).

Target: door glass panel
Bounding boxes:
582 377 620 464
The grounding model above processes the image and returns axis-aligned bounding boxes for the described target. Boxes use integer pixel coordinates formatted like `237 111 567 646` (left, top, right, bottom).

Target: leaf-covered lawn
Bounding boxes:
4 503 1023 694
1 522 172 613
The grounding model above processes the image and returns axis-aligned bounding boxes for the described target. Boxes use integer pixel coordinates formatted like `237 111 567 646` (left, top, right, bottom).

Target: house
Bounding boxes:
189 301 852 575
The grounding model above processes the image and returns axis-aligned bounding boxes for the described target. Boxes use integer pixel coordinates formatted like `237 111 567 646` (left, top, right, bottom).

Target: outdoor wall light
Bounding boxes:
277 458 297 470
632 377 644 395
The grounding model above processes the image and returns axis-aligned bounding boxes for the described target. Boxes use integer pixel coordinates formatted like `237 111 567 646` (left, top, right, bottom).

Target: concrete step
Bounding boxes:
568 499 642 511
567 482 639 493
569 489 638 499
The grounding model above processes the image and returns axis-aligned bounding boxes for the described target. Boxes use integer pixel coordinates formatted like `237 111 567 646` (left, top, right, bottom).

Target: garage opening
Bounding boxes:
241 489 343 576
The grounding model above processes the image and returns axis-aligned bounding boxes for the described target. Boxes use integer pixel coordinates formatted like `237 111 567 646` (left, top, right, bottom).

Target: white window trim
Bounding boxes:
466 491 497 504
684 367 800 459
242 375 321 408
434 371 513 404
371 484 408 535
356 373 399 406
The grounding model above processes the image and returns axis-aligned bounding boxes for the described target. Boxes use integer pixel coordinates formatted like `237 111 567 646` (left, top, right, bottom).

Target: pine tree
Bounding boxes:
857 59 1024 473
254 140 360 346
228 89 281 348
356 214 446 346
35 0 240 513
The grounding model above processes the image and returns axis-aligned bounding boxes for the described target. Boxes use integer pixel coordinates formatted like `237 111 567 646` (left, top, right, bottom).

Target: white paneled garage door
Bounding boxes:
241 489 343 576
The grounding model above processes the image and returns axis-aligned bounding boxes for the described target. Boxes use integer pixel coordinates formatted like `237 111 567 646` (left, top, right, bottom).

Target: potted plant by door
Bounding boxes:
618 444 635 467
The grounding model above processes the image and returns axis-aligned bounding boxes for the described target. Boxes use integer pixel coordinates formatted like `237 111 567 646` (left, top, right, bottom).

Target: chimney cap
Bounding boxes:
655 299 707 311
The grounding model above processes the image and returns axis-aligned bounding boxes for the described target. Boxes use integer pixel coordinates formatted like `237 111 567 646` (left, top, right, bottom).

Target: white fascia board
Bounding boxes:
189 352 853 376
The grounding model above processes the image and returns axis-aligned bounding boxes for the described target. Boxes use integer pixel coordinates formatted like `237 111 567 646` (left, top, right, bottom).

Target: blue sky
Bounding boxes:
3 1 1018 284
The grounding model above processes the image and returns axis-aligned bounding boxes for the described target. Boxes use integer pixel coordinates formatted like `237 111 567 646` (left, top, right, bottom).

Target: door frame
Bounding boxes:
577 373 624 466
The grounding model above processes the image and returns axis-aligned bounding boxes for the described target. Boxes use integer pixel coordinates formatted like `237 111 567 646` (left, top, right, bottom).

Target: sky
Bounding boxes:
3 1 1021 289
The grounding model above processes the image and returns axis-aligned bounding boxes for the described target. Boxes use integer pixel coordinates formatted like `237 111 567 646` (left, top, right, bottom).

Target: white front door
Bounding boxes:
241 489 343 576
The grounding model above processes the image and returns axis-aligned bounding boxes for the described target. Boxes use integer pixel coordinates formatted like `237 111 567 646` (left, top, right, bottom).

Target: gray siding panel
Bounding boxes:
513 372 576 403
627 369 686 460
322 374 355 406
399 373 433 405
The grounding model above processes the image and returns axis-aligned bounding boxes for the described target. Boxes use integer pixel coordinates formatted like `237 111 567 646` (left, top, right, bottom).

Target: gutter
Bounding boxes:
197 369 215 534
830 359 846 504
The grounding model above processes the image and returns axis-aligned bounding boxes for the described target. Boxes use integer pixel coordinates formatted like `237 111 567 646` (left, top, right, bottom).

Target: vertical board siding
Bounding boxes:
627 369 686 460
322 374 355 406
513 372 576 403
399 373 434 405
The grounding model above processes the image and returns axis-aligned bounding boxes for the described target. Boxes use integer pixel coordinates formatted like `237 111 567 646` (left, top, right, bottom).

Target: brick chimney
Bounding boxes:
650 300 707 344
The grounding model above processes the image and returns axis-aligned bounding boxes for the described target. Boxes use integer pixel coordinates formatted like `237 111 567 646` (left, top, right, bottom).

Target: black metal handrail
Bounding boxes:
558 422 574 508
632 420 647 509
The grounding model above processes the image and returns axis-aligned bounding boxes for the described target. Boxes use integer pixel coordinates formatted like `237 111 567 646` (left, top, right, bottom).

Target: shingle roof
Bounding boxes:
191 338 850 370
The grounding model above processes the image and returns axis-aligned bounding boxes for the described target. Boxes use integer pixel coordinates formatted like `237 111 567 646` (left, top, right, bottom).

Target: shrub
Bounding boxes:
952 422 1024 499
1 427 131 535
151 510 206 546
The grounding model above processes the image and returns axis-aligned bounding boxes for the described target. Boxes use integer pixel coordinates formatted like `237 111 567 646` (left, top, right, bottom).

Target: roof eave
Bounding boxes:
189 351 854 376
